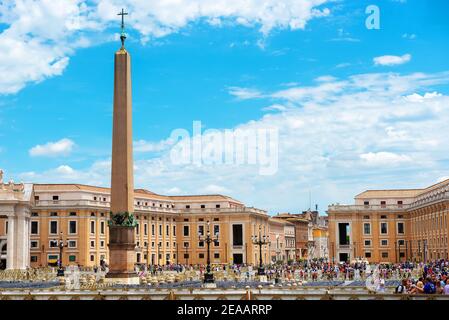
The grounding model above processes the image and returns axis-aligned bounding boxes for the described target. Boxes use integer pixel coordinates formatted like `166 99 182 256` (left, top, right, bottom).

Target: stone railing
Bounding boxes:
328 204 410 212
34 200 179 214
1 288 449 300
183 207 267 215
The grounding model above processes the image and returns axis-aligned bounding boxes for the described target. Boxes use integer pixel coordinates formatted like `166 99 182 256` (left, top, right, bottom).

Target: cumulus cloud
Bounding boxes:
29 138 75 157
359 152 412 166
0 0 330 94
22 70 449 213
228 87 264 100
373 54 412 66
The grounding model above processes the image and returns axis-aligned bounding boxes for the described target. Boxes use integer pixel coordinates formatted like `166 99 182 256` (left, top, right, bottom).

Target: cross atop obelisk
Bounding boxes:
117 8 128 50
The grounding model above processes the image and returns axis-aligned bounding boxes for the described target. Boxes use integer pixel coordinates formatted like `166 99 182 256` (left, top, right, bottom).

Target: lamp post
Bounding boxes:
199 220 218 283
57 232 67 277
252 225 269 276
184 243 189 265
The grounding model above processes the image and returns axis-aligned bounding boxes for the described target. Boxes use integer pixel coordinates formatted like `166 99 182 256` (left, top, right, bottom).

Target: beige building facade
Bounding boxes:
0 183 270 268
327 179 449 263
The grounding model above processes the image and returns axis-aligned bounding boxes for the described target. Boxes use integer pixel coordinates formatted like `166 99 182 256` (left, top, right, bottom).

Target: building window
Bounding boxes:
397 201 403 208
381 239 388 246
380 215 387 219
183 225 189 236
380 222 388 234
49 240 58 248
363 215 370 219
214 253 220 259
159 224 162 236
68 240 76 248
173 226 176 236
365 252 371 258
31 256 38 262
30 240 39 249
183 242 189 248
69 221 77 234
50 212 58 217
363 223 371 235
166 225 169 236
381 252 388 259
213 225 220 236
380 201 386 208
100 221 105 234
198 225 204 236
50 221 58 234
397 222 405 234
100 240 105 248
31 221 39 235
398 240 405 246
338 223 350 245
199 253 205 259
364 201 369 206
144 223 148 236
232 224 243 246
52 196 59 201
90 240 95 248
216 204 221 208
69 255 76 262
90 255 94 262
31 212 39 217
364 240 371 247
201 205 206 209
151 224 155 236
69 212 77 216
199 241 205 247
90 221 95 234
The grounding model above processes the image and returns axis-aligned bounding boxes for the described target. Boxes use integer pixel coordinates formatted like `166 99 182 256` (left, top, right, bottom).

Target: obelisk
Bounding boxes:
106 9 138 284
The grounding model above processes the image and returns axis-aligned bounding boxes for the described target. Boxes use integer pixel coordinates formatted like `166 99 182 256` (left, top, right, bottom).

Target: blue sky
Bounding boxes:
1 0 449 214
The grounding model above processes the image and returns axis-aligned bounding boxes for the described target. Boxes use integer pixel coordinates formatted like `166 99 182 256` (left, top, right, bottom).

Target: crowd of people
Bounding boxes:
86 257 449 294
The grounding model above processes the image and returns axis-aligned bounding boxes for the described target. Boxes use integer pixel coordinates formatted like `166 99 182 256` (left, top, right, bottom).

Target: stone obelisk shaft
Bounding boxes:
111 49 134 214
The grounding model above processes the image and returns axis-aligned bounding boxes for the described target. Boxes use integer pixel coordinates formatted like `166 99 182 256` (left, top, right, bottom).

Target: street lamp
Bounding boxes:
252 225 269 276
56 232 67 277
184 243 189 265
198 220 218 283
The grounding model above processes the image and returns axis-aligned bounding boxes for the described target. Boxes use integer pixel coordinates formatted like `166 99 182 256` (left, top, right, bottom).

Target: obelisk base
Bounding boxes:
106 226 138 284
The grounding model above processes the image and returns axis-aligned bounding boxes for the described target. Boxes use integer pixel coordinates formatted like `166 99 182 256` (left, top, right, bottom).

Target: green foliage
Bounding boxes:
108 211 137 227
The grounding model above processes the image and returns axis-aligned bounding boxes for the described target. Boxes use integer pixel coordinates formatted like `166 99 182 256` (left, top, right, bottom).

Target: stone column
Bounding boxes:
15 209 30 269
6 215 15 270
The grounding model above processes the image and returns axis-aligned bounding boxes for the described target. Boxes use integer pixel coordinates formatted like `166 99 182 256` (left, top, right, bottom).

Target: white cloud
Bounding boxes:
228 87 263 100
200 184 230 194
29 138 75 157
359 152 412 166
373 54 412 66
19 70 449 213
402 33 416 40
0 0 330 94
134 138 175 153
